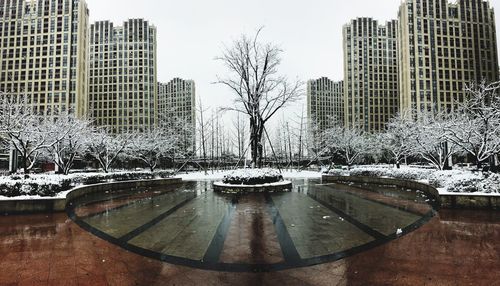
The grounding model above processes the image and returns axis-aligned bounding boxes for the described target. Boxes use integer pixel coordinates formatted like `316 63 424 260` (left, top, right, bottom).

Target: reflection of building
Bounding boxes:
0 0 89 117
307 77 343 134
88 19 157 133
158 78 196 154
398 0 499 114
343 17 400 132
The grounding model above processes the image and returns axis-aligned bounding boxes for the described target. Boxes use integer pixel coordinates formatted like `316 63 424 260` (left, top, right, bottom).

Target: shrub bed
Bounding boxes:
222 168 284 185
328 166 500 194
0 170 173 198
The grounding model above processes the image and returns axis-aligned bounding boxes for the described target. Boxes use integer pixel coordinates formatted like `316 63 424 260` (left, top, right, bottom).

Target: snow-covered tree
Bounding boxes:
381 110 415 168
47 113 93 175
158 111 195 159
216 28 302 168
445 81 500 169
86 129 132 173
126 128 177 172
303 122 330 169
0 95 61 174
324 126 367 170
407 111 457 170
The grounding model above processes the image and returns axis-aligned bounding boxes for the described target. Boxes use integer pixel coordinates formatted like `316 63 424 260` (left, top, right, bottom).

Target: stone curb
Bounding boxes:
322 175 500 210
0 178 183 214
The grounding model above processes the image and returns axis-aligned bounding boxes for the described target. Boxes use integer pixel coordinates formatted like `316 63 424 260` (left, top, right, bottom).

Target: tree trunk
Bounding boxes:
477 160 483 171
22 154 29 174
250 118 265 168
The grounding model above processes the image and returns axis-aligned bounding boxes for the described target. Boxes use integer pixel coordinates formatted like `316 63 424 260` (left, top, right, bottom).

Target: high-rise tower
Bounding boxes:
0 0 89 117
88 19 157 132
398 0 498 114
158 78 196 154
307 77 343 134
343 18 400 132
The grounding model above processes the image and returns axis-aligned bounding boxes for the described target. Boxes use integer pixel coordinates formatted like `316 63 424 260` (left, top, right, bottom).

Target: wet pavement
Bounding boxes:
0 180 499 285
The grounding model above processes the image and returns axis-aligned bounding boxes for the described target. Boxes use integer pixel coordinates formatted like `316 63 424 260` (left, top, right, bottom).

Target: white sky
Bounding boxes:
85 0 500 126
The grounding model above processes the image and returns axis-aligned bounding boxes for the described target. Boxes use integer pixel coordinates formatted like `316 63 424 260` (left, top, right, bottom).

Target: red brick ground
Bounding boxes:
0 209 499 286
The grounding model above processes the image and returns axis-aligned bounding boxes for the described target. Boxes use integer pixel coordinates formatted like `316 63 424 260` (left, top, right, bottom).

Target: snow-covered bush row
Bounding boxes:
222 168 284 185
0 170 173 197
328 166 499 194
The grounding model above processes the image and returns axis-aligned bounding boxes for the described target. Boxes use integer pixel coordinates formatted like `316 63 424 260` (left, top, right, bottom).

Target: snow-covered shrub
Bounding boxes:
70 170 173 185
446 177 482 193
0 170 173 198
328 166 498 194
0 174 72 197
222 168 283 185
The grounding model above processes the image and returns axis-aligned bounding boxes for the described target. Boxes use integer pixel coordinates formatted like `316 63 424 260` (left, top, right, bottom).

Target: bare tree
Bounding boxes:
216 28 303 168
232 112 247 160
294 106 307 170
197 99 210 174
303 122 330 170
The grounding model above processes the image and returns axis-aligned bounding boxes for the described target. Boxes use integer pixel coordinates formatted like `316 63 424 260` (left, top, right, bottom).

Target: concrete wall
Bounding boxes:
322 175 500 210
0 178 183 214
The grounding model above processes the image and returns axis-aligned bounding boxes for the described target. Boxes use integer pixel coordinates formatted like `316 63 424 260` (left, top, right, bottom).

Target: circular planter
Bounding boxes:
213 180 292 194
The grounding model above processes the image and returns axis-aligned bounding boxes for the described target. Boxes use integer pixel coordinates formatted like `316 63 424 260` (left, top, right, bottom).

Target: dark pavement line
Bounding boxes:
316 183 433 215
76 190 183 220
308 193 388 240
202 202 237 263
264 193 301 263
118 194 197 242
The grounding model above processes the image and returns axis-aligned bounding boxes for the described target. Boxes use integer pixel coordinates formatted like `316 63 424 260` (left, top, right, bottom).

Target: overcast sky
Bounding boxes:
85 0 500 125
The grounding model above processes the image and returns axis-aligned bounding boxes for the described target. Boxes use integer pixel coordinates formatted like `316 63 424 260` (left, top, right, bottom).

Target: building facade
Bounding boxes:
88 19 157 133
343 17 400 132
306 77 343 134
0 0 89 117
398 0 499 114
158 78 195 154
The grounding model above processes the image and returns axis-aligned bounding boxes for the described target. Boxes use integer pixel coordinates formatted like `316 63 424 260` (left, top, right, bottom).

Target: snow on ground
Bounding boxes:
175 171 227 181
0 190 71 201
2 165 497 200
282 170 322 179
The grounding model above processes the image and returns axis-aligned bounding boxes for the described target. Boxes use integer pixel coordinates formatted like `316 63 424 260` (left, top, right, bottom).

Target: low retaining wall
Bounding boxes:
0 178 183 214
322 175 500 210
439 194 500 210
213 180 292 194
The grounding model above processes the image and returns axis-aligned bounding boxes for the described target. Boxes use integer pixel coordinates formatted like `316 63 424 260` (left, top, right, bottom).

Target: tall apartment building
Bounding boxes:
398 0 499 114
343 18 400 132
88 19 157 133
306 77 343 134
158 78 196 154
0 0 89 117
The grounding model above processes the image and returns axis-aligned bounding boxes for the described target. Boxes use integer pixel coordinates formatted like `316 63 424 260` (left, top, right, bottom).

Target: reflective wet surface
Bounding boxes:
67 179 436 272
1 180 500 285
